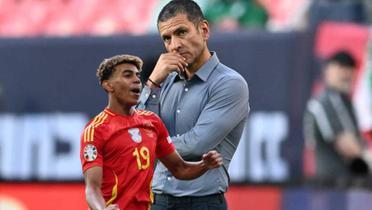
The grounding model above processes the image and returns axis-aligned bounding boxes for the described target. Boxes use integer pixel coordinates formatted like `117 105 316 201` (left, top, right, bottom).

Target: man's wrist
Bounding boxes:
147 78 161 88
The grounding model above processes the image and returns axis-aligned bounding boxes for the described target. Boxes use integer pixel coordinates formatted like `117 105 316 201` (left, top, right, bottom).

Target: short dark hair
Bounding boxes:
96 54 143 85
157 0 205 26
325 50 356 69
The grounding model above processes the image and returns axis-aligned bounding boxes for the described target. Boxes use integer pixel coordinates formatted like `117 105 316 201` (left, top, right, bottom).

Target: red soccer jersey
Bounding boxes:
80 108 175 210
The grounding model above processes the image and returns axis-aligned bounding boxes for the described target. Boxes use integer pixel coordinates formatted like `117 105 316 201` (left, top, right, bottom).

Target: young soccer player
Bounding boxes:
80 54 223 210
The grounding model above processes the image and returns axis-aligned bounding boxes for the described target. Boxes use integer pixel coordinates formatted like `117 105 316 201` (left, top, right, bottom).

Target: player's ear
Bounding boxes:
102 80 114 92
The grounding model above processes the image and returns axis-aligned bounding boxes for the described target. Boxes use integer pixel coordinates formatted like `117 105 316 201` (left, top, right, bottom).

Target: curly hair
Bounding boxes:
96 54 143 85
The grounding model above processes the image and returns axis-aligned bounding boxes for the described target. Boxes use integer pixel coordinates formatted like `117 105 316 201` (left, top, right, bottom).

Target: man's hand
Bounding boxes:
147 52 188 87
202 150 223 169
104 204 119 210
335 132 362 159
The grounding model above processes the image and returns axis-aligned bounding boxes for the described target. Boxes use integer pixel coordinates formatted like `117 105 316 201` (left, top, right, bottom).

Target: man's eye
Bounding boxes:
179 31 186 36
163 37 170 43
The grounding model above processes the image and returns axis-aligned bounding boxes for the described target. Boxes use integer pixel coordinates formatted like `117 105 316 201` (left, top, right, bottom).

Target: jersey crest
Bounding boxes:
128 128 142 143
84 144 98 161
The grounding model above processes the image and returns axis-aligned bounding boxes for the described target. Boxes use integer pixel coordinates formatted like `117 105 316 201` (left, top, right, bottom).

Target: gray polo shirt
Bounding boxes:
138 52 249 196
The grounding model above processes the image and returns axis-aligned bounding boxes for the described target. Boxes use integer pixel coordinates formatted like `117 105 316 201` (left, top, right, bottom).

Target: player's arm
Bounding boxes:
159 150 223 180
83 166 119 210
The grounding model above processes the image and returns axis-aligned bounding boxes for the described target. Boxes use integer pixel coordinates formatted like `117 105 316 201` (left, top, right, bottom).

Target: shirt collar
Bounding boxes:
194 52 220 82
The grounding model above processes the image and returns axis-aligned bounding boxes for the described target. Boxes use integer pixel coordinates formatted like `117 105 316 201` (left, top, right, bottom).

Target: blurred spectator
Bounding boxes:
303 51 372 182
204 0 268 31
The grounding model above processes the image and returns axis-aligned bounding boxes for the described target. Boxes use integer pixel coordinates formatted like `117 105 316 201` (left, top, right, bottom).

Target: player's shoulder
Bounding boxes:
84 110 112 130
135 109 164 124
135 109 158 118
81 110 112 143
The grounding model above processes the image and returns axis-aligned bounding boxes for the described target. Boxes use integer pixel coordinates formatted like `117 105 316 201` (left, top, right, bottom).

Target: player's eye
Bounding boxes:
123 73 131 78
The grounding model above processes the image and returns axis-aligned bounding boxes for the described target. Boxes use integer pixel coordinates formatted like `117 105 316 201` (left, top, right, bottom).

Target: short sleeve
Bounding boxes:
80 124 105 172
154 116 175 158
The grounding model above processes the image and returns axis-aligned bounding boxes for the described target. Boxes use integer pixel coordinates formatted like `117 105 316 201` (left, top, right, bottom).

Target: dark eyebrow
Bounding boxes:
161 26 188 39
122 69 138 74
174 26 188 35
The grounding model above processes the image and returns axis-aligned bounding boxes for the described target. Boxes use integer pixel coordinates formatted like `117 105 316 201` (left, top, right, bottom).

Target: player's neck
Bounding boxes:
107 100 134 116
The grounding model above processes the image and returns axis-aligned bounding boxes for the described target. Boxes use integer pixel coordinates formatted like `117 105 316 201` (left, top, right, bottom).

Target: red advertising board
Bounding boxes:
0 183 281 210
0 183 88 210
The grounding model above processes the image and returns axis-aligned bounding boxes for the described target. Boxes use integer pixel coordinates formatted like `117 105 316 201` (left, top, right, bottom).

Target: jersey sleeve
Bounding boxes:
80 123 105 172
154 116 175 158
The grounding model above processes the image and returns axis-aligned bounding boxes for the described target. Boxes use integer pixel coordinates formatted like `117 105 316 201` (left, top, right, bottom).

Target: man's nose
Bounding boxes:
170 37 181 52
133 75 141 83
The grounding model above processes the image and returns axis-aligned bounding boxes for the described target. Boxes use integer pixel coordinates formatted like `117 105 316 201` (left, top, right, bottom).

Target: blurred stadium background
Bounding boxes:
0 0 372 209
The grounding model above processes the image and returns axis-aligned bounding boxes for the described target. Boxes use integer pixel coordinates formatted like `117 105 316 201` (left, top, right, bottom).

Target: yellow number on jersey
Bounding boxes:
133 146 150 170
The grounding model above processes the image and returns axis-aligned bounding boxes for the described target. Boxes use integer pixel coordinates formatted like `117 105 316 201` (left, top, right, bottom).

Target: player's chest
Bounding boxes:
104 126 158 155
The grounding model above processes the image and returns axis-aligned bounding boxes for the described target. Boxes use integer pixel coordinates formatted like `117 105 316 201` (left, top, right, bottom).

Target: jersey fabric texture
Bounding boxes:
80 108 175 210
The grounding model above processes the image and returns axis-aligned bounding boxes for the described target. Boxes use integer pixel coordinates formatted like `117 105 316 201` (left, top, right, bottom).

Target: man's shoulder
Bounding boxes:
311 90 332 105
305 93 331 116
213 63 246 83
208 64 247 94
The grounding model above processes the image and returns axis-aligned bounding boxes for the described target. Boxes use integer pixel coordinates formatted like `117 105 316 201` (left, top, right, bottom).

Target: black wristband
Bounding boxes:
148 78 161 88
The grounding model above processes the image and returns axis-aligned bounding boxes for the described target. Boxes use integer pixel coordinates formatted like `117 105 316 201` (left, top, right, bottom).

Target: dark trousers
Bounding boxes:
151 193 227 210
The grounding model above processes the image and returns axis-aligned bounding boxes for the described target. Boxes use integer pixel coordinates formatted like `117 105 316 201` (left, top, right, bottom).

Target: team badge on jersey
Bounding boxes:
128 128 142 143
84 144 97 161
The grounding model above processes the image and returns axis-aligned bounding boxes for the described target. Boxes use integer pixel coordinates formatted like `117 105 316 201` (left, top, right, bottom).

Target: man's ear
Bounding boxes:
102 80 113 92
200 20 210 41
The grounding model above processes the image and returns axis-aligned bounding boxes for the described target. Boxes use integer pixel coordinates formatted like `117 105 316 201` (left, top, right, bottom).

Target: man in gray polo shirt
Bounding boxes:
138 0 249 209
